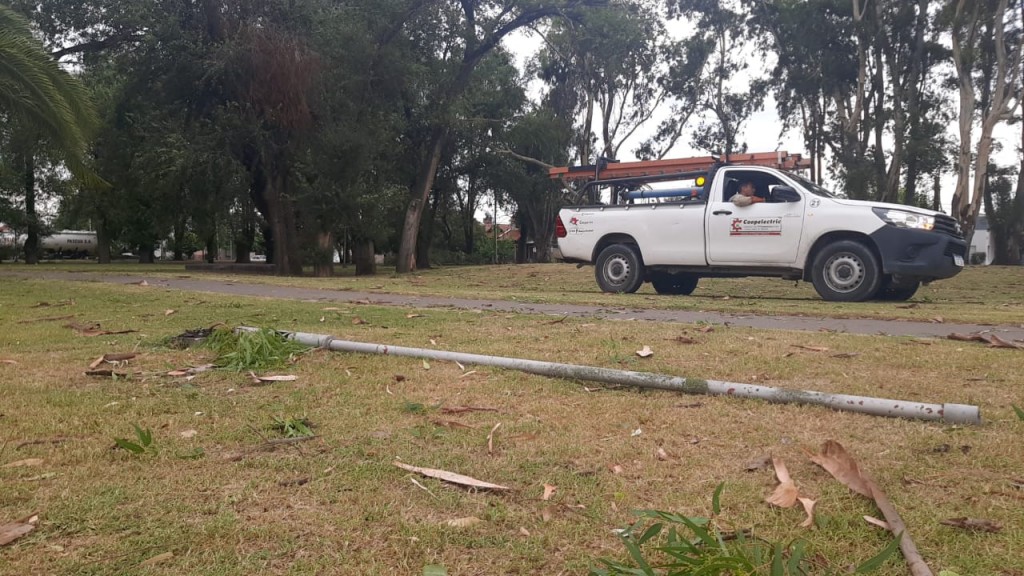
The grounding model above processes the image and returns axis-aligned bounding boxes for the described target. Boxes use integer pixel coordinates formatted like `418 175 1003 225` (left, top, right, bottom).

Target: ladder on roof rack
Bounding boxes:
549 151 811 182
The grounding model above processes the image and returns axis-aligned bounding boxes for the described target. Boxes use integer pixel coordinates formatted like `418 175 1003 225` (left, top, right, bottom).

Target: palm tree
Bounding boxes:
0 4 96 167
0 4 98 262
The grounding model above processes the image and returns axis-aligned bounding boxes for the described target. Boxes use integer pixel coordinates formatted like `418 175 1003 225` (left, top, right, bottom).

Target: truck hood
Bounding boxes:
828 198 945 217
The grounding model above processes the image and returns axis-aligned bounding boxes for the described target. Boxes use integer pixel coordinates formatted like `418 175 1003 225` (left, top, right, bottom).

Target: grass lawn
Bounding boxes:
0 271 1022 575
20 260 1024 326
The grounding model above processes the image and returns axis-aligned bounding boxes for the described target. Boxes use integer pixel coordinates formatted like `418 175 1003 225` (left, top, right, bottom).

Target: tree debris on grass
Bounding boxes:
0 513 39 546
2 458 44 468
64 321 138 337
765 457 800 508
393 461 511 491
635 345 654 358
939 517 1002 533
88 353 136 369
486 423 501 454
248 372 298 385
441 406 499 415
16 314 77 324
948 332 1024 350
809 440 934 576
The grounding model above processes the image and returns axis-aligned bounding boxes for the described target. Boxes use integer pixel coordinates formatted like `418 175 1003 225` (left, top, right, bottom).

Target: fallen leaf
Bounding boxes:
393 461 511 491
179 430 198 439
352 317 368 325
699 325 715 333
445 517 482 528
940 518 1002 533
422 360 431 370
0 513 39 546
138 552 174 567
807 441 873 498
635 346 654 358
798 497 817 528
656 447 669 461
102 353 136 363
394 374 407 382
744 455 772 471
459 370 478 379
864 516 891 530
406 314 423 319
541 505 558 522
164 309 176 316
792 345 830 352
519 527 531 537
248 372 298 384
135 280 149 287
487 422 501 454
431 420 476 430
542 484 557 501
986 335 1024 350
88 355 105 369
766 457 799 508
931 316 944 323
608 464 624 474
2 459 44 468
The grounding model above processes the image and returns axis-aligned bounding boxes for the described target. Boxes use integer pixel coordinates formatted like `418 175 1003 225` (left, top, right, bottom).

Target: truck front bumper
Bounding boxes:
870 227 967 281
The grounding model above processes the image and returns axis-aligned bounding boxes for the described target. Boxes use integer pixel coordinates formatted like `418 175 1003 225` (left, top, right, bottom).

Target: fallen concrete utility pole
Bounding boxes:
240 328 980 425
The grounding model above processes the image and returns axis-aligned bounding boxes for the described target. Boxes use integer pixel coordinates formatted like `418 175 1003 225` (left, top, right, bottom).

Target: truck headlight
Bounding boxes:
873 208 935 231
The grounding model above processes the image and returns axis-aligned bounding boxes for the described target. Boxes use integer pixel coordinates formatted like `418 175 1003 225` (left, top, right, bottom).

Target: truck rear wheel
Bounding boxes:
596 244 644 293
810 240 881 302
650 272 699 295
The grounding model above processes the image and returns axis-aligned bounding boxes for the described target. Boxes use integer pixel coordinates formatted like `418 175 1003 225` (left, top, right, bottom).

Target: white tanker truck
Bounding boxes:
0 230 98 259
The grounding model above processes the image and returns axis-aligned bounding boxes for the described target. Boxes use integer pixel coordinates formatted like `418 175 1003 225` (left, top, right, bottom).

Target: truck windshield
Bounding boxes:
789 173 839 198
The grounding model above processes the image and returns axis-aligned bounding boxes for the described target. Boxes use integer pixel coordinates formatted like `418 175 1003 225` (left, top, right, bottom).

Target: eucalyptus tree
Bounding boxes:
946 0 1022 244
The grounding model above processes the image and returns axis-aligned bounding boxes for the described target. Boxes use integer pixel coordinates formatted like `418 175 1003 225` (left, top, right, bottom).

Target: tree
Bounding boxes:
394 0 607 273
947 0 1022 245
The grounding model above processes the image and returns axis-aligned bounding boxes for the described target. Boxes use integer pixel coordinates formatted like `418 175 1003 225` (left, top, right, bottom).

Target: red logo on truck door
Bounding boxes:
730 217 782 236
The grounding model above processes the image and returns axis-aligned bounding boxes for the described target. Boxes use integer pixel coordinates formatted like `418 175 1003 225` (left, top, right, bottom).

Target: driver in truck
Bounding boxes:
731 180 765 207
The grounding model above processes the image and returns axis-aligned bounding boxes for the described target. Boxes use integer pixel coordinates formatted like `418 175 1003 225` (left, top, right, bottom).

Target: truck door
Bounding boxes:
705 170 806 265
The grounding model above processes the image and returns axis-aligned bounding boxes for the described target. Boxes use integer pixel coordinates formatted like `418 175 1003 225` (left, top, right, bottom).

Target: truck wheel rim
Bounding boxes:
823 253 864 293
604 256 631 286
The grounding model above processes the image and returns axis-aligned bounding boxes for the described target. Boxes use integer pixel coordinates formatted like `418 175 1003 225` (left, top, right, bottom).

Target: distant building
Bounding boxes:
970 216 994 265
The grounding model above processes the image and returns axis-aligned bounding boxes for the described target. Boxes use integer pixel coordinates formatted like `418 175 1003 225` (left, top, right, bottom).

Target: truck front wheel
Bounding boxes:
596 244 644 293
650 272 699 295
875 276 920 301
810 240 881 302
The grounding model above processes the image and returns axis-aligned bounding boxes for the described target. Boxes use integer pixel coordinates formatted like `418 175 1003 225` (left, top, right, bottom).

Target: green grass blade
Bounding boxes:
855 532 902 573
712 482 725 515
1013 405 1024 421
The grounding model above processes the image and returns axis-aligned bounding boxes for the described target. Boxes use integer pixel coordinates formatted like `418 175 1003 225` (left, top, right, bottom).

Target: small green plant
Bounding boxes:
114 424 157 455
271 416 314 438
1012 405 1024 421
591 483 900 575
204 327 309 372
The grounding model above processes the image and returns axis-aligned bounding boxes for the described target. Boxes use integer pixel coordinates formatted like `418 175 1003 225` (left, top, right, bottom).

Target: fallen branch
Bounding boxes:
810 441 933 576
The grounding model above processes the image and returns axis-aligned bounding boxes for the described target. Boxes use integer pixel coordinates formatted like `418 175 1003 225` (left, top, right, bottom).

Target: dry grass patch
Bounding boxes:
0 277 1022 575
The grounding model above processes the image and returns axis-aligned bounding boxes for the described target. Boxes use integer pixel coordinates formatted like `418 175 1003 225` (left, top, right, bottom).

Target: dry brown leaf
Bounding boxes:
0 359 17 365
394 374 407 382
102 353 137 363
88 355 105 369
798 497 817 528
487 422 501 454
699 325 715 333
248 372 298 384
422 359 431 370
352 317 368 325
519 527 531 537
608 464 624 475
2 459 44 468
986 335 1024 350
864 516 891 530
656 447 669 461
931 316 944 323
179 430 198 439
164 309 176 316
744 455 772 472
431 420 476 430
940 517 1002 533
542 483 557 501
808 440 873 498
406 313 423 319
445 517 482 528
541 505 558 522
0 513 39 546
135 280 149 287
138 552 174 567
392 461 511 491
766 457 799 508
635 346 654 358
792 345 830 352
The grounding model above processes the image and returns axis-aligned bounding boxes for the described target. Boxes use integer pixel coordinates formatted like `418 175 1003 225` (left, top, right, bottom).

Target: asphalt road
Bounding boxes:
8 269 1023 341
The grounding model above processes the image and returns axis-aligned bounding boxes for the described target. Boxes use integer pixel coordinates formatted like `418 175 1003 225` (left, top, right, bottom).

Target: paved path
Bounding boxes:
8 270 1024 340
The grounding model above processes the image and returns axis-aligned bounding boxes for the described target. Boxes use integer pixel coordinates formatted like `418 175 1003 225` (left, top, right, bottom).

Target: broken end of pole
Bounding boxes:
941 404 981 425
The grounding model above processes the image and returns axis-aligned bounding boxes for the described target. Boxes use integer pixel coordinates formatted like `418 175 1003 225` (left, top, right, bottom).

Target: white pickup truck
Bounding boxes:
554 159 967 302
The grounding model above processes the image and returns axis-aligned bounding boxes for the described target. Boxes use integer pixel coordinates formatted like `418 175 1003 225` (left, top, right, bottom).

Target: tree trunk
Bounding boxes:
204 233 216 264
353 239 376 276
265 172 302 275
313 230 334 277
138 246 155 264
173 217 187 261
397 124 448 273
22 153 39 265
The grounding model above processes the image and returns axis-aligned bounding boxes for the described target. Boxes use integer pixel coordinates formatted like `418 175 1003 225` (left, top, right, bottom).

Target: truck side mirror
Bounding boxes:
772 186 801 203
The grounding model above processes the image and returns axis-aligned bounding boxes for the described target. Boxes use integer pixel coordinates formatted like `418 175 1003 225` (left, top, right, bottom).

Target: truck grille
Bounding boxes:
934 214 963 239
944 242 966 258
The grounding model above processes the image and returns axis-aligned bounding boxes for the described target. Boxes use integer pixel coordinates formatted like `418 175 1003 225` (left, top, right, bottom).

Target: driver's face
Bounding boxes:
740 183 755 196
